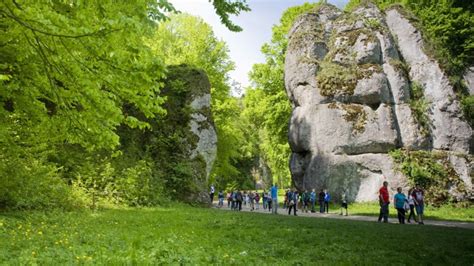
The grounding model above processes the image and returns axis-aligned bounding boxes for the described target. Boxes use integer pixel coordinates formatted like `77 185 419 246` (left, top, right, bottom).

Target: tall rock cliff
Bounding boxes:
285 4 472 202
119 65 217 204
162 65 217 203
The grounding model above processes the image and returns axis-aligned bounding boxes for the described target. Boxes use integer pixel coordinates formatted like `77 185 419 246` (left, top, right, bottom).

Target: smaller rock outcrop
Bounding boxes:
162 65 217 203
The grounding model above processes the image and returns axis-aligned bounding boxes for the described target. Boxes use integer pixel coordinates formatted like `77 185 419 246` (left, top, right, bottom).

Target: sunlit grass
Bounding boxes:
346 202 474 222
1 204 473 264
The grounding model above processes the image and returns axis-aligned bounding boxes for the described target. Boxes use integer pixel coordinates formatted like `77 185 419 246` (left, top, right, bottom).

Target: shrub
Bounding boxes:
389 149 469 206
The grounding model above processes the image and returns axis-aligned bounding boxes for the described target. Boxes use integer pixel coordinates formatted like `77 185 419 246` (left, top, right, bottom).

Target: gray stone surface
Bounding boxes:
386 9 472 153
464 67 474 95
189 95 217 179
285 4 472 202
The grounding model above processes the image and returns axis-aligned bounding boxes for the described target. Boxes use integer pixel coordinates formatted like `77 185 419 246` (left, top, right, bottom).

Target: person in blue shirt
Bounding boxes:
394 187 407 224
287 188 298 216
271 184 278 214
310 189 316 213
324 189 331 213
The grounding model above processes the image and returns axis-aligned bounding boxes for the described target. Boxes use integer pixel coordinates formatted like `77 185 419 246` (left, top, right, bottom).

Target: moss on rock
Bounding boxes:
317 61 359 97
341 104 367 134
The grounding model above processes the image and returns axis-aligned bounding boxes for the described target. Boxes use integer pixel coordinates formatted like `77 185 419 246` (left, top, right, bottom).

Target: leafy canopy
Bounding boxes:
244 3 318 187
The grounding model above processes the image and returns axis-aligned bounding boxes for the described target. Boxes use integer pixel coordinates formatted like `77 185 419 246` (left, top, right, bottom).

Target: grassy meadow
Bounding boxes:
1 204 473 265
347 202 474 222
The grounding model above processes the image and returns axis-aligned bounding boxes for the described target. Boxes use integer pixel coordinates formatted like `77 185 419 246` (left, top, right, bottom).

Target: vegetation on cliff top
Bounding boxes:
346 0 474 125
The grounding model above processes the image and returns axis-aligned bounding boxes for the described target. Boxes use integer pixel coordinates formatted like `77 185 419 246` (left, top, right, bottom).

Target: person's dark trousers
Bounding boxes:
288 204 297 215
210 193 214 204
311 200 315 212
237 201 242 211
267 200 272 212
378 203 389 222
319 201 324 213
407 205 416 222
324 201 329 213
396 208 406 224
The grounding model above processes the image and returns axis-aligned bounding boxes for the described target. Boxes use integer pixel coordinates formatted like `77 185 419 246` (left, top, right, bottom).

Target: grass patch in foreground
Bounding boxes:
1 204 473 265
347 202 474 222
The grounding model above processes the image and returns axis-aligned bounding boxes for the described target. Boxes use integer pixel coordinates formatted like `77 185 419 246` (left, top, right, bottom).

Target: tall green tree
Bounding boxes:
244 3 318 188
0 0 251 209
0 1 175 209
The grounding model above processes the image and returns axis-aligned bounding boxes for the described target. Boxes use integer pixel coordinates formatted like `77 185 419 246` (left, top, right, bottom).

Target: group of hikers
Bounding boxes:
211 181 427 225
379 181 426 225
210 184 349 216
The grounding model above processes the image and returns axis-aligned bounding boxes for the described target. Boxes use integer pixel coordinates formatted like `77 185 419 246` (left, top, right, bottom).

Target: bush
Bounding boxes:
409 82 431 136
0 155 83 210
389 149 469 206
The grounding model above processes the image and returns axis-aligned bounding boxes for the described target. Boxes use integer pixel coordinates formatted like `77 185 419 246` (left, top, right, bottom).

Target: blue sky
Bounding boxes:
169 0 348 93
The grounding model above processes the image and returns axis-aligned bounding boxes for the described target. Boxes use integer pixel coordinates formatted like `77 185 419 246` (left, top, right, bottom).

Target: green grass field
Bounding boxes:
253 189 474 222
1 204 473 265
347 202 474 222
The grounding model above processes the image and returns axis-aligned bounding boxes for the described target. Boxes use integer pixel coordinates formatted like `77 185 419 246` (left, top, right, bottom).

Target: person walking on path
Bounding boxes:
412 184 425 225
271 184 278 214
262 190 267 210
340 189 348 216
287 189 298 216
407 188 417 223
394 187 406 224
249 191 255 211
267 191 273 212
243 191 248 206
255 192 260 210
227 191 232 208
236 190 243 211
310 189 316 213
378 181 390 223
210 184 215 204
302 190 311 213
231 191 237 210
218 190 224 208
318 189 325 213
324 189 331 213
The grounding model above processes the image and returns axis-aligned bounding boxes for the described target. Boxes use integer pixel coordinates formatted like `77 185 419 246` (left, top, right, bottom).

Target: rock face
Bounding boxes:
464 67 474 96
163 65 217 203
285 4 472 201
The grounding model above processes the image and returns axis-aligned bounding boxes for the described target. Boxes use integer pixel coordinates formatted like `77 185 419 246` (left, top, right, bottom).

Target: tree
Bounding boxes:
211 0 251 32
0 0 251 209
244 3 318 188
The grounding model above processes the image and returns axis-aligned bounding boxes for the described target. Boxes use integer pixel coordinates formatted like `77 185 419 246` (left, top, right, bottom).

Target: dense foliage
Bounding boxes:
389 149 469 206
0 1 250 210
243 3 318 188
0 1 173 209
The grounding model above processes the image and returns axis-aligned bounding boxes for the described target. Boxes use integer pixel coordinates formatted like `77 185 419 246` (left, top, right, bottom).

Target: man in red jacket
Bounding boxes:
378 181 390 223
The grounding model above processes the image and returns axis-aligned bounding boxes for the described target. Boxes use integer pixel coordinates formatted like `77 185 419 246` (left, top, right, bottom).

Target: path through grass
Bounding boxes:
1 204 473 264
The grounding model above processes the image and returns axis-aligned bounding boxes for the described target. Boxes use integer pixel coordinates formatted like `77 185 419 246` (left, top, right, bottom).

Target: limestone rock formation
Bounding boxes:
285 4 472 201
161 65 217 203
